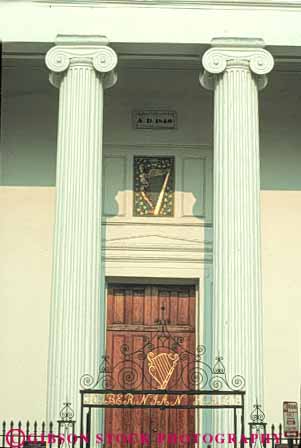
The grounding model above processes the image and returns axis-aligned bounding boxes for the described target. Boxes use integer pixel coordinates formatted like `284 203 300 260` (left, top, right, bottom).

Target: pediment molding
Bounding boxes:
103 234 213 265
105 233 211 249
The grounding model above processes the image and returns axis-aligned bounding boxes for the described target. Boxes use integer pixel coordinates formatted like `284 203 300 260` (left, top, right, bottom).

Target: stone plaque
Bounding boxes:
133 110 177 129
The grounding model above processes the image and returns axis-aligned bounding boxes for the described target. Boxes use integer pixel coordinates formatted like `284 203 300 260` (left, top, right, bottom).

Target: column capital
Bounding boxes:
200 38 274 90
45 34 118 88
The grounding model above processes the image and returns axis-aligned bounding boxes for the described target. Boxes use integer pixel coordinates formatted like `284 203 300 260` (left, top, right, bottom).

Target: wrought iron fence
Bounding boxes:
0 403 75 448
248 403 301 448
1 401 301 448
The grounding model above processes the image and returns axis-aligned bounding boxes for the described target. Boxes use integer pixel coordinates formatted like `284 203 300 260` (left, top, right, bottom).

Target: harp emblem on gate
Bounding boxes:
147 351 179 389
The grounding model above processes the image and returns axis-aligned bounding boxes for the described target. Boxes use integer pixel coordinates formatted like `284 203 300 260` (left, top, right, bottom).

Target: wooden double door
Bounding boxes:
105 284 196 446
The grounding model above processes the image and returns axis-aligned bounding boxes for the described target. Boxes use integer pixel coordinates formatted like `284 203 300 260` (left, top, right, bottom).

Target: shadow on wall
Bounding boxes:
2 57 301 192
259 71 301 192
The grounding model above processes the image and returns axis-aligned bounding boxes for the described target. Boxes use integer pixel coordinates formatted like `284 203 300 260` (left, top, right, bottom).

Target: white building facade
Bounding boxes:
0 0 301 437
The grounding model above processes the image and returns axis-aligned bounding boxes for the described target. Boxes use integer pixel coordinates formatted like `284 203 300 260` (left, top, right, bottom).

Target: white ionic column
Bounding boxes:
45 35 117 422
200 39 274 426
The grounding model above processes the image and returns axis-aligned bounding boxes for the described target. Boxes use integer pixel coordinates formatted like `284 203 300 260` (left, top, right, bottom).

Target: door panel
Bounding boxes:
105 284 196 447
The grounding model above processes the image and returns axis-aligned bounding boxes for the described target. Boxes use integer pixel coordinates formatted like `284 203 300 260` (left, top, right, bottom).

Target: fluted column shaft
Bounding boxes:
200 39 274 424
45 36 118 422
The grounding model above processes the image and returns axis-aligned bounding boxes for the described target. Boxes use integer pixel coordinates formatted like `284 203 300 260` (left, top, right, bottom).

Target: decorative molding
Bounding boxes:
102 219 213 227
104 246 211 253
104 235 213 248
103 234 213 265
103 143 212 151
33 0 301 11
104 255 213 263
105 234 212 244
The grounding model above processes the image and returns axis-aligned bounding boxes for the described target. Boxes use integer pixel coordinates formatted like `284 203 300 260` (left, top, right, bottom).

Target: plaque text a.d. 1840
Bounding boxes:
133 110 177 130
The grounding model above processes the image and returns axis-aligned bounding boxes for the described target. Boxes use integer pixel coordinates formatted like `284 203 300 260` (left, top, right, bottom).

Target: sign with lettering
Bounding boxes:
283 401 299 438
83 391 243 408
133 110 177 129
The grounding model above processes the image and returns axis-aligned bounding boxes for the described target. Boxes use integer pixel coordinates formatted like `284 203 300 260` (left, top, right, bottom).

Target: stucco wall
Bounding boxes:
0 62 300 425
1 187 300 424
0 187 54 421
261 190 301 424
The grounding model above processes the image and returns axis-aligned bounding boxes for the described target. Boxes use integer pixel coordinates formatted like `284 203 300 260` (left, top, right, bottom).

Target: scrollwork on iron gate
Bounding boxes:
80 306 245 393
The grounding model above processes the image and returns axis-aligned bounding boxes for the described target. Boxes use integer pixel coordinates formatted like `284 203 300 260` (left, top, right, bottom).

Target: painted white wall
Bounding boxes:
0 187 54 421
1 187 300 425
262 191 301 425
0 62 301 426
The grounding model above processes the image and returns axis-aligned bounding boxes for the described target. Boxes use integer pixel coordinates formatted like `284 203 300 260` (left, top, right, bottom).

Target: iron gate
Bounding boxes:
79 307 246 447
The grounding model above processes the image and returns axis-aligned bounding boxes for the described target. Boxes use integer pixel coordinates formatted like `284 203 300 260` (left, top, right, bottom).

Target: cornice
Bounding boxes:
103 255 213 264
102 220 213 227
104 234 213 247
104 245 212 253
32 0 301 10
